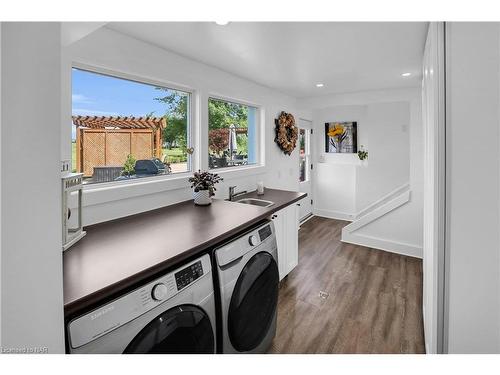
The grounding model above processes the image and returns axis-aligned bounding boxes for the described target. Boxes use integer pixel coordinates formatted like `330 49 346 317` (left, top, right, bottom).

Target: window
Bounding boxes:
208 97 258 169
72 68 191 185
299 128 310 183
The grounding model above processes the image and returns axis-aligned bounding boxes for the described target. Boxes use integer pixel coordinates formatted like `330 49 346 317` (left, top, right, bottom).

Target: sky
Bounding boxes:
71 68 185 139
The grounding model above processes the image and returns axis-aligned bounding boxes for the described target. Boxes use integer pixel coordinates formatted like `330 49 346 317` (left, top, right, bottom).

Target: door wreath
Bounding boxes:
274 111 298 155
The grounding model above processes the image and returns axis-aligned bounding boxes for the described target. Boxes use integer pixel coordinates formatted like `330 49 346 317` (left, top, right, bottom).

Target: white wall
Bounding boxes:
63 27 310 225
444 22 500 354
1 23 65 353
299 88 423 257
0 21 3 348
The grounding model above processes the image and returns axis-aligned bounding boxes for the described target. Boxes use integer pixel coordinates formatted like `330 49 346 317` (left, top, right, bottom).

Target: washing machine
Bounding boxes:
214 220 279 353
67 254 216 353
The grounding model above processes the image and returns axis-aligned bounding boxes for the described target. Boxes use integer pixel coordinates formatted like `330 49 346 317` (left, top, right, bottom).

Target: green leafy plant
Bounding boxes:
189 170 223 196
121 154 137 176
358 146 368 161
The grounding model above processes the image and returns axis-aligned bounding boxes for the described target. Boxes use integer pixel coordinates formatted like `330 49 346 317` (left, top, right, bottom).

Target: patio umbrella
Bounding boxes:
228 124 238 161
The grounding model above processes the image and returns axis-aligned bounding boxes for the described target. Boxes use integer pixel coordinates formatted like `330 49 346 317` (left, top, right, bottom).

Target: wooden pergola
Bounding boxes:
73 116 166 178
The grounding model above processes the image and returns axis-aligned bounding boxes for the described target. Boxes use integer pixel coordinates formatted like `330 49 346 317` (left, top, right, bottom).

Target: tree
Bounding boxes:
208 98 249 155
154 88 188 151
208 98 248 130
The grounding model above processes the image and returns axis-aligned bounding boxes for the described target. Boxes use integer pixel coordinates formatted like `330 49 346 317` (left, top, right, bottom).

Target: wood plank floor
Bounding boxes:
268 216 425 354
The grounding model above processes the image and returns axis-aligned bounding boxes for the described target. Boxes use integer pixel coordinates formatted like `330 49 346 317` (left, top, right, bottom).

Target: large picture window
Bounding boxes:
208 97 258 169
72 68 191 184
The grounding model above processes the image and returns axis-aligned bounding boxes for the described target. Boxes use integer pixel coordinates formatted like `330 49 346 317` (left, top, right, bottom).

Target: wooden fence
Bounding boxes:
76 128 161 177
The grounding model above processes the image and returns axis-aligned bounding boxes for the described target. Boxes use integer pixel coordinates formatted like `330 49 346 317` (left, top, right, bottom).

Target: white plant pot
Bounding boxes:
193 189 212 206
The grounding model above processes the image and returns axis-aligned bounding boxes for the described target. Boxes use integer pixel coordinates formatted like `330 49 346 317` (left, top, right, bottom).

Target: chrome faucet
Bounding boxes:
229 185 247 201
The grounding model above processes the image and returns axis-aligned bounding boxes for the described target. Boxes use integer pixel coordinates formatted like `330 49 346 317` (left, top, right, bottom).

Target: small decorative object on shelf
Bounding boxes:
357 145 368 161
257 181 265 195
274 111 298 155
62 172 86 251
189 170 223 206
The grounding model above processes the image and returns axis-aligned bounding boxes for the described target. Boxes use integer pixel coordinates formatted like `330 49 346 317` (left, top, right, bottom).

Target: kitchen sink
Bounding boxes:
235 198 275 208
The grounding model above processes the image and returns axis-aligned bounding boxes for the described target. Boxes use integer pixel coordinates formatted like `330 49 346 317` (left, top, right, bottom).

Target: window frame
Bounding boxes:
206 94 264 174
71 62 197 192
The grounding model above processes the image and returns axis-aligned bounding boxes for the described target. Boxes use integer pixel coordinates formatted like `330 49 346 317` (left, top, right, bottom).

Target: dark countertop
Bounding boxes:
63 188 306 318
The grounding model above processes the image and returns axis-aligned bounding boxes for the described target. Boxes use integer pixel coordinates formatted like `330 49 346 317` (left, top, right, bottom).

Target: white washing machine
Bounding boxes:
214 220 279 353
67 254 216 354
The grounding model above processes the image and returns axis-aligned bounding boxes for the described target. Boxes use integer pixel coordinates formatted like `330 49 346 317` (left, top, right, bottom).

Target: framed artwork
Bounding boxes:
324 121 358 153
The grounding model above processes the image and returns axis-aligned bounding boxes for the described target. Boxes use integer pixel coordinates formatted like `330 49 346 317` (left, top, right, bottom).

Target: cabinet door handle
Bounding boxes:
297 203 301 206
271 214 277 219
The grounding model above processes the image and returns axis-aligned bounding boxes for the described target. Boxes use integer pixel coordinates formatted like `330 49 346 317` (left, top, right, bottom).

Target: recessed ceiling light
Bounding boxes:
401 72 412 77
316 83 324 87
215 21 229 26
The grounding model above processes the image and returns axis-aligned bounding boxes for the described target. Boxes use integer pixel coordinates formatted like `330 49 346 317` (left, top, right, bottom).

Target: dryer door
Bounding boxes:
123 305 214 354
227 251 279 351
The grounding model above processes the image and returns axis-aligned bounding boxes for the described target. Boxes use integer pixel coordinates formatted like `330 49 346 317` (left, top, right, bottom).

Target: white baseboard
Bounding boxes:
313 208 355 222
299 214 315 226
342 231 423 259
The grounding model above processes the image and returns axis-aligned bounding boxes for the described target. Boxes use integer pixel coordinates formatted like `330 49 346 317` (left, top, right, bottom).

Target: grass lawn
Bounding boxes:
162 148 185 158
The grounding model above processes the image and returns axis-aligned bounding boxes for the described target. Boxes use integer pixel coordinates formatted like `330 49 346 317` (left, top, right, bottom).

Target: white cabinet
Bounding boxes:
271 203 300 280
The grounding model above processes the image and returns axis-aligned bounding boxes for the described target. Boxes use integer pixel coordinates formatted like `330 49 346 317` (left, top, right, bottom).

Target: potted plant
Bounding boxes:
189 170 223 206
357 145 368 160
357 145 368 166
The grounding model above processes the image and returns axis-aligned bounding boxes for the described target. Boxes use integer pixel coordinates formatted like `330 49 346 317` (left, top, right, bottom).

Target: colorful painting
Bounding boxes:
324 122 358 153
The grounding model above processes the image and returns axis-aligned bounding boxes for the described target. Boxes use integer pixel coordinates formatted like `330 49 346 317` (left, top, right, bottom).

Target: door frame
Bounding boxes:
422 21 447 354
298 118 313 222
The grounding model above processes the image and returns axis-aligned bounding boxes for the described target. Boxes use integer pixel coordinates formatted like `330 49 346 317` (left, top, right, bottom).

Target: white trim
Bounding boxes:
343 190 411 234
341 231 423 259
338 188 421 258
355 183 410 219
313 208 355 222
299 214 315 227
72 61 197 96
81 172 191 207
75 165 268 209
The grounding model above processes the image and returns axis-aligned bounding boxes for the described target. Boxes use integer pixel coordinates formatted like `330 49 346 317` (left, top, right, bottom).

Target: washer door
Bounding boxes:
228 251 279 351
123 305 214 354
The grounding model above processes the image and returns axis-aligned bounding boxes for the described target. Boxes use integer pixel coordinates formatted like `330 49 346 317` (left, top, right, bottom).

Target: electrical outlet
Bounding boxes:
61 160 71 174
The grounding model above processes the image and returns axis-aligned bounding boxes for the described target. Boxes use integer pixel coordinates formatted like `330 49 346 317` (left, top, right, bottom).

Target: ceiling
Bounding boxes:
106 22 428 98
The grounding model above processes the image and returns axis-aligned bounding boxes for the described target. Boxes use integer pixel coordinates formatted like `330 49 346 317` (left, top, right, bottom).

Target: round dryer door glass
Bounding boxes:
123 305 214 354
228 251 279 351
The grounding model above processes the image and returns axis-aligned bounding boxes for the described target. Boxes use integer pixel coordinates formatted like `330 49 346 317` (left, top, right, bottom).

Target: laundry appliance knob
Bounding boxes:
249 235 258 246
151 283 168 301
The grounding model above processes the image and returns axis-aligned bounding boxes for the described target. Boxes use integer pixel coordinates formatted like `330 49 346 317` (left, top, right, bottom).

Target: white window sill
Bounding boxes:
81 164 267 208
82 172 192 207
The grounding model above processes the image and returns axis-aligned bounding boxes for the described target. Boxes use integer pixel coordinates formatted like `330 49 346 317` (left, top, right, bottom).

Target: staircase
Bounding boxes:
341 183 421 258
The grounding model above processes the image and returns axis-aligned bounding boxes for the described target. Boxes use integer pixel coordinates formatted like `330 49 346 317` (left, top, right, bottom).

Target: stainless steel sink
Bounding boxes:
235 198 275 208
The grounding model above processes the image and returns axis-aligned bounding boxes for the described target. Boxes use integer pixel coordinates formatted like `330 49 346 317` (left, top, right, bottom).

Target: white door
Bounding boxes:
298 119 313 220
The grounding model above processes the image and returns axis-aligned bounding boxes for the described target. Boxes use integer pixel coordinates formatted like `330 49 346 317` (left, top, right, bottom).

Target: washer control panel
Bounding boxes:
68 254 211 349
175 260 203 291
258 224 272 241
215 221 276 267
